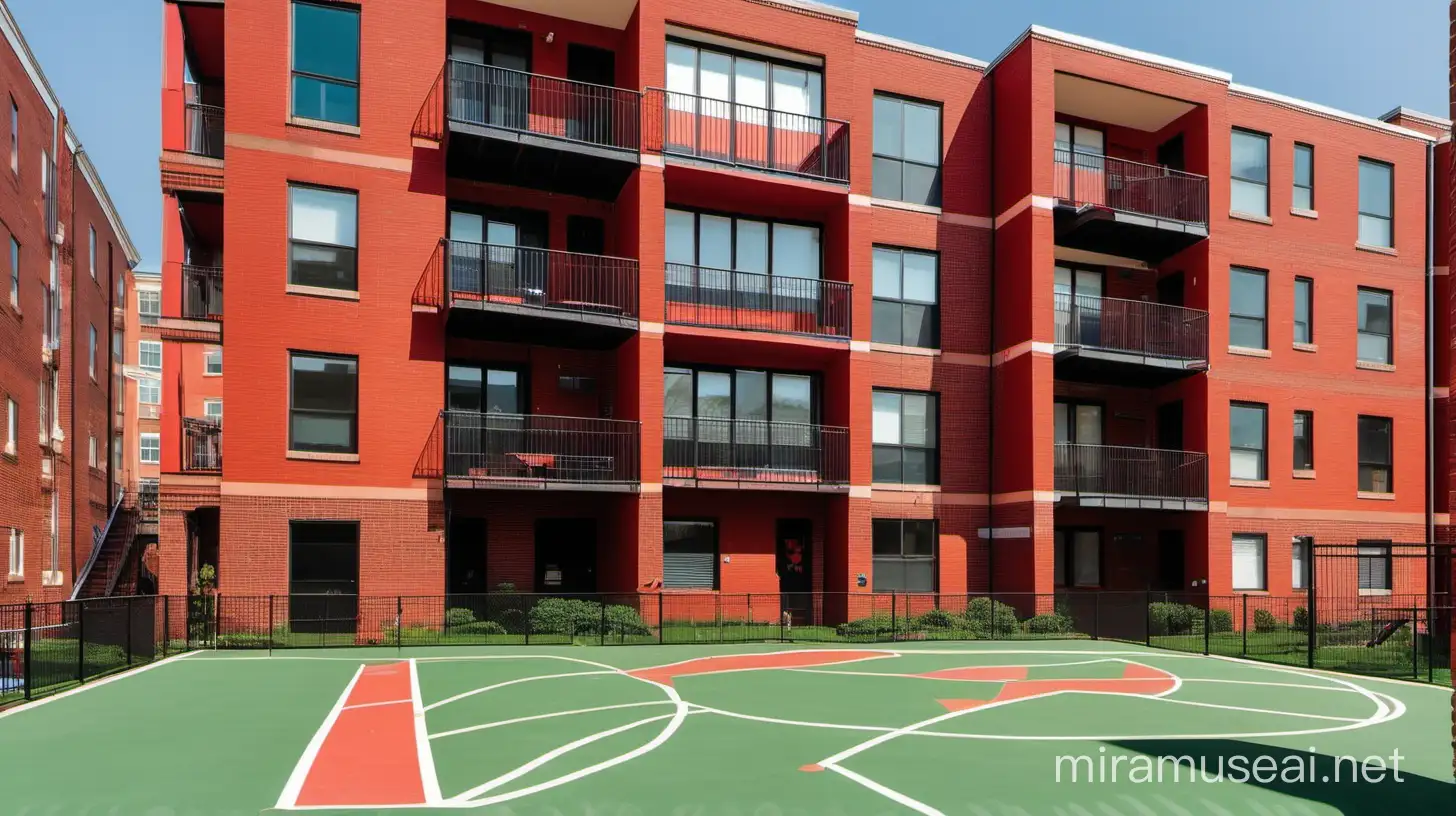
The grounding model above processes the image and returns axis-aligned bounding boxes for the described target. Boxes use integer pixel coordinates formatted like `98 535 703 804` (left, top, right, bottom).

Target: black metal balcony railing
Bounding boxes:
443 240 639 319
1054 293 1208 362
664 417 849 485
184 102 224 159
646 88 850 184
443 411 639 486
446 59 641 151
665 264 851 339
182 417 221 473
138 480 159 523
1053 149 1208 226
1054 443 1207 503
182 264 223 321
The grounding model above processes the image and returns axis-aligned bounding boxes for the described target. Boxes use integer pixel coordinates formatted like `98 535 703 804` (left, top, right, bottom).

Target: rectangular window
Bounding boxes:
1292 536 1311 590
872 94 942 206
139 340 161 372
138 289 160 324
1294 276 1313 344
139 432 160 464
1230 402 1267 480
663 520 717 589
138 378 160 405
88 324 96 379
205 347 223 375
662 366 818 445
1293 410 1314 471
88 434 97 469
1230 129 1269 216
1232 533 1267 591
49 491 57 571
5 396 15 453
1229 267 1267 349
1357 542 1392 591
1358 158 1394 248
1053 529 1102 588
871 247 938 348
289 521 361 633
203 399 223 420
289 352 358 454
112 329 122 357
1357 287 1392 365
8 96 16 175
1293 143 1314 211
88 225 96 279
7 529 20 577
1357 415 1393 493
871 390 938 485
872 519 936 592
288 185 358 291
291 1 360 126
8 236 16 307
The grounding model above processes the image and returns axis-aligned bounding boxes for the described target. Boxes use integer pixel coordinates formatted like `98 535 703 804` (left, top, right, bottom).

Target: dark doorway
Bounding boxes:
566 44 616 143
448 24 531 130
1156 272 1184 307
567 215 607 256
288 521 360 634
777 519 813 623
447 516 488 596
535 519 598 594
1157 530 1186 591
1157 401 1184 451
1156 134 1185 171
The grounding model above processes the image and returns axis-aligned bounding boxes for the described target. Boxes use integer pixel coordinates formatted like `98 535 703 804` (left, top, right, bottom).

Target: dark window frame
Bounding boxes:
871 388 940 485
288 350 360 454
1293 409 1314 471
1357 157 1395 249
1357 414 1393 494
1230 128 1271 216
8 236 17 308
1294 276 1313 344
287 182 360 291
1293 142 1314 211
871 245 939 349
664 35 825 113
1053 527 1103 589
664 205 825 278
871 518 937 593
871 92 943 206
1054 397 1105 445
1229 266 1268 350
1232 532 1268 591
1292 535 1311 590
1356 540 1393 591
1356 286 1393 365
663 364 821 425
1230 401 1268 481
444 360 529 415
290 0 362 126
662 518 719 590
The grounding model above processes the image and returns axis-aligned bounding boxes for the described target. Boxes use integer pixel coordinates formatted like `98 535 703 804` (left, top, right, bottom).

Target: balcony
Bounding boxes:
646 88 850 185
1052 151 1208 263
1054 443 1208 511
413 239 637 349
417 411 639 492
1054 294 1208 386
182 264 223 321
665 265 851 340
664 418 849 490
138 480 159 524
183 102 224 159
413 59 639 200
181 417 221 474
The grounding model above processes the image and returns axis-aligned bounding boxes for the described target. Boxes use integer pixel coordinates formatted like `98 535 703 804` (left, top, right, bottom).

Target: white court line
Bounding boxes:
1204 652 1456 692
429 701 676 740
0 649 196 721
1147 696 1366 723
790 658 1135 682
1175 678 1367 693
825 763 946 816
275 663 365 810
411 658 444 805
423 670 614 712
341 698 412 711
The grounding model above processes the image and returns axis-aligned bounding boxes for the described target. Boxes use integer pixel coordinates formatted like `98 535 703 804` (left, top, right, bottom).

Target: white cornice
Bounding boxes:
854 30 986 70
1231 85 1436 142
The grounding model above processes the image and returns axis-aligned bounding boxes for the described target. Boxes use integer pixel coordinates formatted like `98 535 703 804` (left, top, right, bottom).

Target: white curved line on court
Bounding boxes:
422 670 614 712
787 657 1128 681
824 763 945 816
1145 696 1367 723
1175 678 1368 693
429 701 677 740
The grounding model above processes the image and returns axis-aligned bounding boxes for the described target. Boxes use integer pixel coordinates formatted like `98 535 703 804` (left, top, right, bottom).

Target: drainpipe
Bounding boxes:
1424 140 1435 597
986 76 996 595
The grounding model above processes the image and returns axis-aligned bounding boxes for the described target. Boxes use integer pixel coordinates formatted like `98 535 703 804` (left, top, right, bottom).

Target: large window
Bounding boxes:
872 94 941 206
138 289 160 324
872 519 936 592
871 247 937 348
1292 536 1311 590
289 521 360 634
1357 287 1392 365
1230 129 1269 216
1232 533 1267 591
138 377 160 406
1229 267 1267 349
664 367 815 435
205 347 223 375
1293 410 1314 471
8 96 16 175
291 1 360 126
871 390 938 484
1293 143 1314 211
289 185 358 291
664 40 822 122
139 340 161 372
1230 402 1267 481
1054 529 1101 588
663 520 717 589
1357 542 1392 591
204 399 223 421
1358 158 1394 248
139 432 160 464
1357 415 1392 494
1294 276 1313 344
289 352 358 454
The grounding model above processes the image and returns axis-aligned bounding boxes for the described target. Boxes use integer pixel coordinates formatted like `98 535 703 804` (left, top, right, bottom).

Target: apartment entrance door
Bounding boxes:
535 519 597 594
776 519 813 624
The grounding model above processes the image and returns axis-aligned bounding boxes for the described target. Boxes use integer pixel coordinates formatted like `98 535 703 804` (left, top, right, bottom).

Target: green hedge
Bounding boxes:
1024 613 1075 634
526 598 651 637
966 597 1019 637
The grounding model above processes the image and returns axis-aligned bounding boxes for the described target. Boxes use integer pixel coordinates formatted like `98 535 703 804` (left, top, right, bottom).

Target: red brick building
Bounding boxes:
155 0 1446 623
0 0 141 603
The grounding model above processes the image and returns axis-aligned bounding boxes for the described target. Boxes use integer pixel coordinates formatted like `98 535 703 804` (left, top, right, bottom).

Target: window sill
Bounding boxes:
40 570 62 587
1228 346 1271 358
1355 243 1397 257
2 444 14 459
1293 469 1316 480
869 197 942 216
287 450 360 463
6 574 22 584
286 116 361 137
1356 360 1395 372
287 283 361 302
1358 588 1393 597
1357 491 1395 501
1233 589 1270 595
869 342 941 357
1292 342 1317 353
1290 207 1319 219
1230 478 1270 488
1229 211 1273 225
203 371 223 378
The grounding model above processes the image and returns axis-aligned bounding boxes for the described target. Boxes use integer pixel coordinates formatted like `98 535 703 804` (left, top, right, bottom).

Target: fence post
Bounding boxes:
22 602 32 701
1092 592 1099 640
658 593 664 645
600 597 607 647
747 594 753 644
268 595 275 655
214 593 221 650
1412 603 1420 680
1306 544 1318 670
1144 590 1152 647
1241 595 1248 657
76 601 85 684
890 594 897 643
396 596 403 651
162 595 170 657
126 597 134 666
1203 600 1210 656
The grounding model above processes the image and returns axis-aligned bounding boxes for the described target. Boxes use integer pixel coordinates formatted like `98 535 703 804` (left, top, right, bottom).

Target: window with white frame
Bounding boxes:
8 528 21 577
1357 541 1392 591
88 225 96 279
138 377 160 406
140 432 160 464
139 340 161 372
48 491 58 572
88 324 97 379
8 236 16 308
1232 533 1267 591
88 434 96 468
5 396 14 454
1292 536 1311 590
204 347 222 375
204 399 223 420
138 289 160 325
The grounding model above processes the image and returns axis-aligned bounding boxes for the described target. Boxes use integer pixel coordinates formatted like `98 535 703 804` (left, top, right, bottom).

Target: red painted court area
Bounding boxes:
627 649 888 686
294 662 427 808
934 661 1177 712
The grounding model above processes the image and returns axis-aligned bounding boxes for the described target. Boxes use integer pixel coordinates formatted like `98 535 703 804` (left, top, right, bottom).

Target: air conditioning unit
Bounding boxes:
53 223 64 245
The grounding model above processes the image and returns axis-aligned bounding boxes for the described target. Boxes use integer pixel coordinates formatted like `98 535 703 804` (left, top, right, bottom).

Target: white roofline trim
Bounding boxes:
0 1 59 119
1378 105 1452 129
74 147 142 266
1231 85 1436 142
747 0 857 24
987 25 1231 82
855 30 986 70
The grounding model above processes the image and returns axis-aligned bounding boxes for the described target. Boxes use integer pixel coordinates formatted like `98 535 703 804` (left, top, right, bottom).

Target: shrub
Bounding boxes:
444 607 476 628
966 597 1019 637
836 613 895 638
1148 602 1198 636
1252 608 1280 633
453 620 507 636
604 605 652 637
1024 613 1075 635
486 606 529 635
1292 606 1309 631
529 598 603 636
914 608 960 629
1209 608 1234 633
216 633 270 649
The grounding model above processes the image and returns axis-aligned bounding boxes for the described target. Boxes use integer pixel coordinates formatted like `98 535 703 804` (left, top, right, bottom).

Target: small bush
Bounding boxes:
836 613 895 638
914 608 960 629
453 620 507 636
1024 613 1075 635
1209 608 1233 633
1292 606 1309 631
529 598 602 636
444 608 476 628
216 633 270 649
966 597 1019 637
1148 602 1198 636
604 605 652 637
1252 608 1280 633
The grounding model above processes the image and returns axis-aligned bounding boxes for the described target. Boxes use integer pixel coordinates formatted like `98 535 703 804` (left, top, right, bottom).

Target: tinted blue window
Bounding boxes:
292 75 359 126
292 2 359 124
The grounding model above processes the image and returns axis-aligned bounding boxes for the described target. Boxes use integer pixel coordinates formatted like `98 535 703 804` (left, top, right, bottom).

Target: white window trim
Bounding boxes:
8 528 22 579
204 347 223 376
89 225 96 279
88 434 97 468
139 340 162 372
139 432 161 465
138 377 161 406
4 396 15 456
203 398 223 419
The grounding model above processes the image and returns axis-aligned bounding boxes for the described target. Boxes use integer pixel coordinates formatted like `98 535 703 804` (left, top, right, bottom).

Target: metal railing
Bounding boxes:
646 88 850 183
181 417 221 473
1053 149 1208 226
665 264 851 338
1054 443 1208 502
443 240 639 319
0 596 178 705
181 264 223 321
664 417 849 485
1054 293 1208 362
71 489 125 601
183 102 224 159
446 59 640 151
442 411 639 486
138 480 159 523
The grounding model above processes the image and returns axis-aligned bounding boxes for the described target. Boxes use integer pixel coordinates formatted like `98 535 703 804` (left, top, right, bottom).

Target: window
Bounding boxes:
872 519 936 592
138 377 160 405
663 520 716 589
112 329 122 358
139 340 161 372
1293 143 1314 211
1294 276 1313 344
871 247 938 348
5 396 15 454
8 236 16 308
291 1 360 126
872 94 941 206
88 225 96 279
203 399 223 420
48 491 57 571
1357 542 1392 591
1232 533 1267 591
7 528 20 577
289 352 358 454
1229 267 1267 349
1358 158 1394 248
138 289 160 324
1054 399 1103 445
139 433 160 464
1230 129 1269 216
112 434 121 475
290 521 361 633
1230 402 1267 480
1293 410 1314 471
663 209 823 311
1292 536 1311 590
88 324 96 379
1357 415 1392 493
663 39 823 126
8 97 15 175
1357 287 1392 365
662 366 816 448
88 435 96 468
1053 529 1101 588
205 347 223 375
871 390 938 484
288 185 358 291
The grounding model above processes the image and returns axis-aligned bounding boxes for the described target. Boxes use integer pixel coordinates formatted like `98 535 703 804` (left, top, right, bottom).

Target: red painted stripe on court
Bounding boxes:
629 650 887 686
919 665 1030 682
296 663 426 808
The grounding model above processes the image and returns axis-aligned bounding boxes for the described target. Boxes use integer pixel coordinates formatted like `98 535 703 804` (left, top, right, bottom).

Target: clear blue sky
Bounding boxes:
7 0 1446 268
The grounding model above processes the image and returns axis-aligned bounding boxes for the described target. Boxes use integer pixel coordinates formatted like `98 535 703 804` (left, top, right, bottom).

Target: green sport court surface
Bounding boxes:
1 641 1452 815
